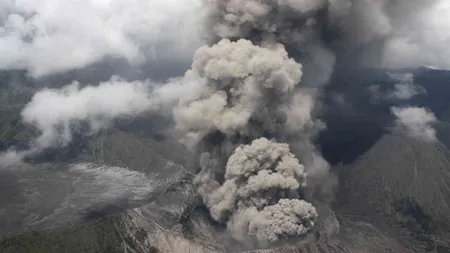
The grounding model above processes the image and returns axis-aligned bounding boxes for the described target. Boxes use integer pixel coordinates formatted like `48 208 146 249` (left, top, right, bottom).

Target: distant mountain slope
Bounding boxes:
333 129 450 252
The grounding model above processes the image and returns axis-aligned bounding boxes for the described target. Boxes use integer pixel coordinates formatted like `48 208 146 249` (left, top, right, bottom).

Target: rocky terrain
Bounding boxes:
1 68 450 253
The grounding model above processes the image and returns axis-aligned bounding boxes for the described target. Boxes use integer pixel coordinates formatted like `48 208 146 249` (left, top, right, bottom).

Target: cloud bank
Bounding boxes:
0 0 204 77
2 0 450 79
21 76 201 148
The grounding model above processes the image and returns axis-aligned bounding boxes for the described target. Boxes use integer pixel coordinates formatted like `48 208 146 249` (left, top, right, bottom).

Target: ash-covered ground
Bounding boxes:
1 66 450 253
1 1 450 252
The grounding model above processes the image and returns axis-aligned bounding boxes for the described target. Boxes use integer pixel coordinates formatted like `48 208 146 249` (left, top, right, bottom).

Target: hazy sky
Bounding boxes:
0 0 204 77
1 0 450 78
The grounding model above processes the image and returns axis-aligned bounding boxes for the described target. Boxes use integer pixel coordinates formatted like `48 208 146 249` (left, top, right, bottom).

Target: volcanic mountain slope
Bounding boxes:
1 69 450 253
234 126 450 253
324 128 450 252
0 118 191 231
317 67 450 252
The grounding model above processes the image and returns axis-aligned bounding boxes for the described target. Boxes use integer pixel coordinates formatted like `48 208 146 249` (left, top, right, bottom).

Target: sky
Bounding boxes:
1 0 450 78
0 0 204 77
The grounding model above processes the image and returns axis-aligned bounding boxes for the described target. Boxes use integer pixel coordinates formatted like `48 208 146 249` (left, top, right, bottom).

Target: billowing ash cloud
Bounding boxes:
206 0 336 88
194 138 317 246
0 0 204 77
173 0 445 245
208 0 327 40
170 26 324 245
173 38 318 145
391 106 438 142
169 2 330 243
1 0 449 248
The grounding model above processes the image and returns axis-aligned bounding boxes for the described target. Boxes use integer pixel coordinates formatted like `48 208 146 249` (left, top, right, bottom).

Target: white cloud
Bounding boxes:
0 74 204 166
20 75 202 148
0 0 203 77
391 106 438 142
387 72 425 100
368 72 425 101
390 82 423 100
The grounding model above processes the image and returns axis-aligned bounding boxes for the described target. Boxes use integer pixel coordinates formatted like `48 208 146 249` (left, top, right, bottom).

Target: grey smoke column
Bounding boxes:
206 0 337 88
207 0 327 41
173 38 318 144
194 138 317 245
173 0 334 246
0 0 441 247
173 38 320 245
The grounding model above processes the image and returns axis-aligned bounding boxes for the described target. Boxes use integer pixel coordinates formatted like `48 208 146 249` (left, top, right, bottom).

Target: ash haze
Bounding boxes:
1 0 450 250
0 0 450 77
369 72 425 101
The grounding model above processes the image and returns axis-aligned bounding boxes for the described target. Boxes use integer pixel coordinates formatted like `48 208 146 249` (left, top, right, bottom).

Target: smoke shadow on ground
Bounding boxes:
1 53 191 89
80 198 133 221
15 113 174 166
317 68 396 166
24 134 90 165
114 114 172 141
317 120 390 166
319 67 450 165
317 67 450 166
33 56 191 88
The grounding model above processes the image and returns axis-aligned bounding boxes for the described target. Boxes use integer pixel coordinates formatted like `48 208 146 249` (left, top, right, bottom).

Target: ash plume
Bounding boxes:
174 1 329 245
174 0 446 247
173 38 317 144
1 0 449 249
194 138 317 246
